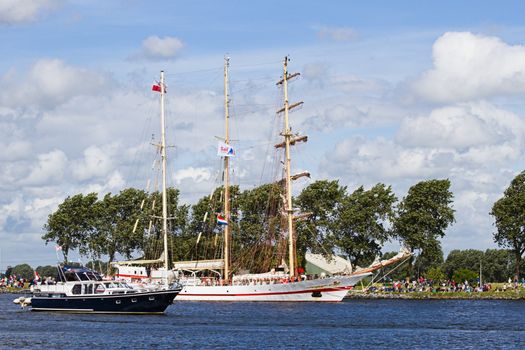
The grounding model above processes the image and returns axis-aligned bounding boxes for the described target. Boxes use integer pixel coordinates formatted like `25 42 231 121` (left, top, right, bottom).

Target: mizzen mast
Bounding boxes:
276 56 306 279
223 56 231 284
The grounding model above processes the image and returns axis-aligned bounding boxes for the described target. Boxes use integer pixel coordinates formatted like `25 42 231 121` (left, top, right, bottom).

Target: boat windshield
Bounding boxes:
102 281 132 289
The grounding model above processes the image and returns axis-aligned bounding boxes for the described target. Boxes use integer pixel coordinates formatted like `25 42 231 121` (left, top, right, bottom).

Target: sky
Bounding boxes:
2 0 525 270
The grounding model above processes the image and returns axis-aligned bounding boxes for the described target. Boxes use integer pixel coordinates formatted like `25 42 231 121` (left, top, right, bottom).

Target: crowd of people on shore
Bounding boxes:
369 276 525 293
0 274 57 290
0 276 27 289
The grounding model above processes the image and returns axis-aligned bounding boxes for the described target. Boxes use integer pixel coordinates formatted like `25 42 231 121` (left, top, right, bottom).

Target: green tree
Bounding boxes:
185 186 240 262
85 190 143 269
394 179 455 278
443 249 483 279
452 268 478 284
414 242 444 278
11 264 34 280
482 249 514 283
86 260 109 274
336 184 397 266
35 265 58 279
42 193 99 262
295 180 346 262
143 187 191 265
490 171 525 280
234 183 282 273
4 266 12 278
426 266 446 284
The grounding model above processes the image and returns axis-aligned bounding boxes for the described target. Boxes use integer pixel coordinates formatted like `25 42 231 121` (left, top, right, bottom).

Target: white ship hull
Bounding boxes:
176 273 370 302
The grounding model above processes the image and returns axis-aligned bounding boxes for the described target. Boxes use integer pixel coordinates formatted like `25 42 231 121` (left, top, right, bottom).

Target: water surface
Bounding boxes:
2 294 524 349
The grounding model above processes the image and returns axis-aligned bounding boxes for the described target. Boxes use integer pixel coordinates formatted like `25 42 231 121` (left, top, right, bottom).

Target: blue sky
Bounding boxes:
2 0 525 270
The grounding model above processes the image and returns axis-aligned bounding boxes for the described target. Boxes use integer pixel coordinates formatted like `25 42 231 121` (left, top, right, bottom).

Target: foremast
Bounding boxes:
159 71 170 276
223 57 231 284
276 56 306 279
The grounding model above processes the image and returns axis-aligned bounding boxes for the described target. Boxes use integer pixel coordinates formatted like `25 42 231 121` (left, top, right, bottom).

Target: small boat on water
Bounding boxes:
13 70 180 314
14 264 180 314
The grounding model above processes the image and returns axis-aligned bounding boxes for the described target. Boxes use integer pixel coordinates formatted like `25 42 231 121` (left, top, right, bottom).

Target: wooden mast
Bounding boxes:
223 56 231 284
159 70 169 274
276 56 303 279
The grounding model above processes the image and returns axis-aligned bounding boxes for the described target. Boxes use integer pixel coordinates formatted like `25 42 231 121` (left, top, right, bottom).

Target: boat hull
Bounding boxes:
30 289 180 314
176 273 370 302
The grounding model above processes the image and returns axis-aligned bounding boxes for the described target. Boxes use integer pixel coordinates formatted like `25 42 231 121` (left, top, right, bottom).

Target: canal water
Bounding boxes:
1 293 524 349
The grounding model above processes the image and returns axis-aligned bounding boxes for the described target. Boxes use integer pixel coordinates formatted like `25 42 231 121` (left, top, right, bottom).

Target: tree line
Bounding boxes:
38 170 525 281
3 248 519 284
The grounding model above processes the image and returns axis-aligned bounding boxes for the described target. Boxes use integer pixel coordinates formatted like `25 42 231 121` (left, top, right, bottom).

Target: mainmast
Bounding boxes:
276 56 305 279
223 56 231 284
159 70 169 273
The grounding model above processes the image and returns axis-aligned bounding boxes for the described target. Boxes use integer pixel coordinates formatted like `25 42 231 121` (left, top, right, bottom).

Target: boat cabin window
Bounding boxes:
86 272 100 281
95 284 105 293
72 284 82 295
79 273 90 281
65 272 79 281
84 284 93 294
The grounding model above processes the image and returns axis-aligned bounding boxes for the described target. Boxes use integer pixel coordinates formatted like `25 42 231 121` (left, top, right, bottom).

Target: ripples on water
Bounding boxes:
2 294 525 349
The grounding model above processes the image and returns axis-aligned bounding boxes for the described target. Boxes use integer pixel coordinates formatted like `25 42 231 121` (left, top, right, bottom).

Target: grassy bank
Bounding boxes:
348 288 525 300
0 285 30 294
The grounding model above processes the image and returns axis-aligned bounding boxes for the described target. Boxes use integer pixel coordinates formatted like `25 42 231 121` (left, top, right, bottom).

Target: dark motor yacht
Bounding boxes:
15 265 180 314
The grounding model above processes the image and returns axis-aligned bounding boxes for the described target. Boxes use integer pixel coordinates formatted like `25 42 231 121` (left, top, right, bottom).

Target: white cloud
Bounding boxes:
0 0 60 24
21 149 68 186
0 196 24 228
0 59 109 110
25 196 63 230
397 101 525 153
321 137 444 184
71 145 118 181
171 166 215 203
324 101 525 184
173 166 212 185
317 26 357 41
413 32 525 103
139 35 184 60
0 141 32 160
303 103 367 132
82 170 126 195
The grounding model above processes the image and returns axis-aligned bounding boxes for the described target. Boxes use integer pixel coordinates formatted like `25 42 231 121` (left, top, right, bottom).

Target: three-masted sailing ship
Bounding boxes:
112 59 410 302
175 57 373 302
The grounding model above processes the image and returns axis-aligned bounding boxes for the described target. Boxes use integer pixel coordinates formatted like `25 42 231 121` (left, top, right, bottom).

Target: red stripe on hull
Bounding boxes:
180 286 353 297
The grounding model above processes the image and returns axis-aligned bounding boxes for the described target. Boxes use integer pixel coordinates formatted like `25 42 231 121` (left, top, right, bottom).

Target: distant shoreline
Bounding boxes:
4 288 524 300
0 289 30 295
346 291 525 300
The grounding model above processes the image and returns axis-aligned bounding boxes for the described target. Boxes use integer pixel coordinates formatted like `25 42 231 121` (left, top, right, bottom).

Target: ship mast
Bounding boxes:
276 56 305 279
223 56 231 284
159 70 169 273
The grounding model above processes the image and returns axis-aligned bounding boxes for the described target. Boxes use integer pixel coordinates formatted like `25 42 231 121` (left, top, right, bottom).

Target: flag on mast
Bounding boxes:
217 214 228 226
152 84 162 92
217 141 235 157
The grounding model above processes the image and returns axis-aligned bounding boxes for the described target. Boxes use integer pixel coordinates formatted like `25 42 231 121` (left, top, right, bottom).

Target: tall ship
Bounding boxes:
113 58 410 302
174 57 373 301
